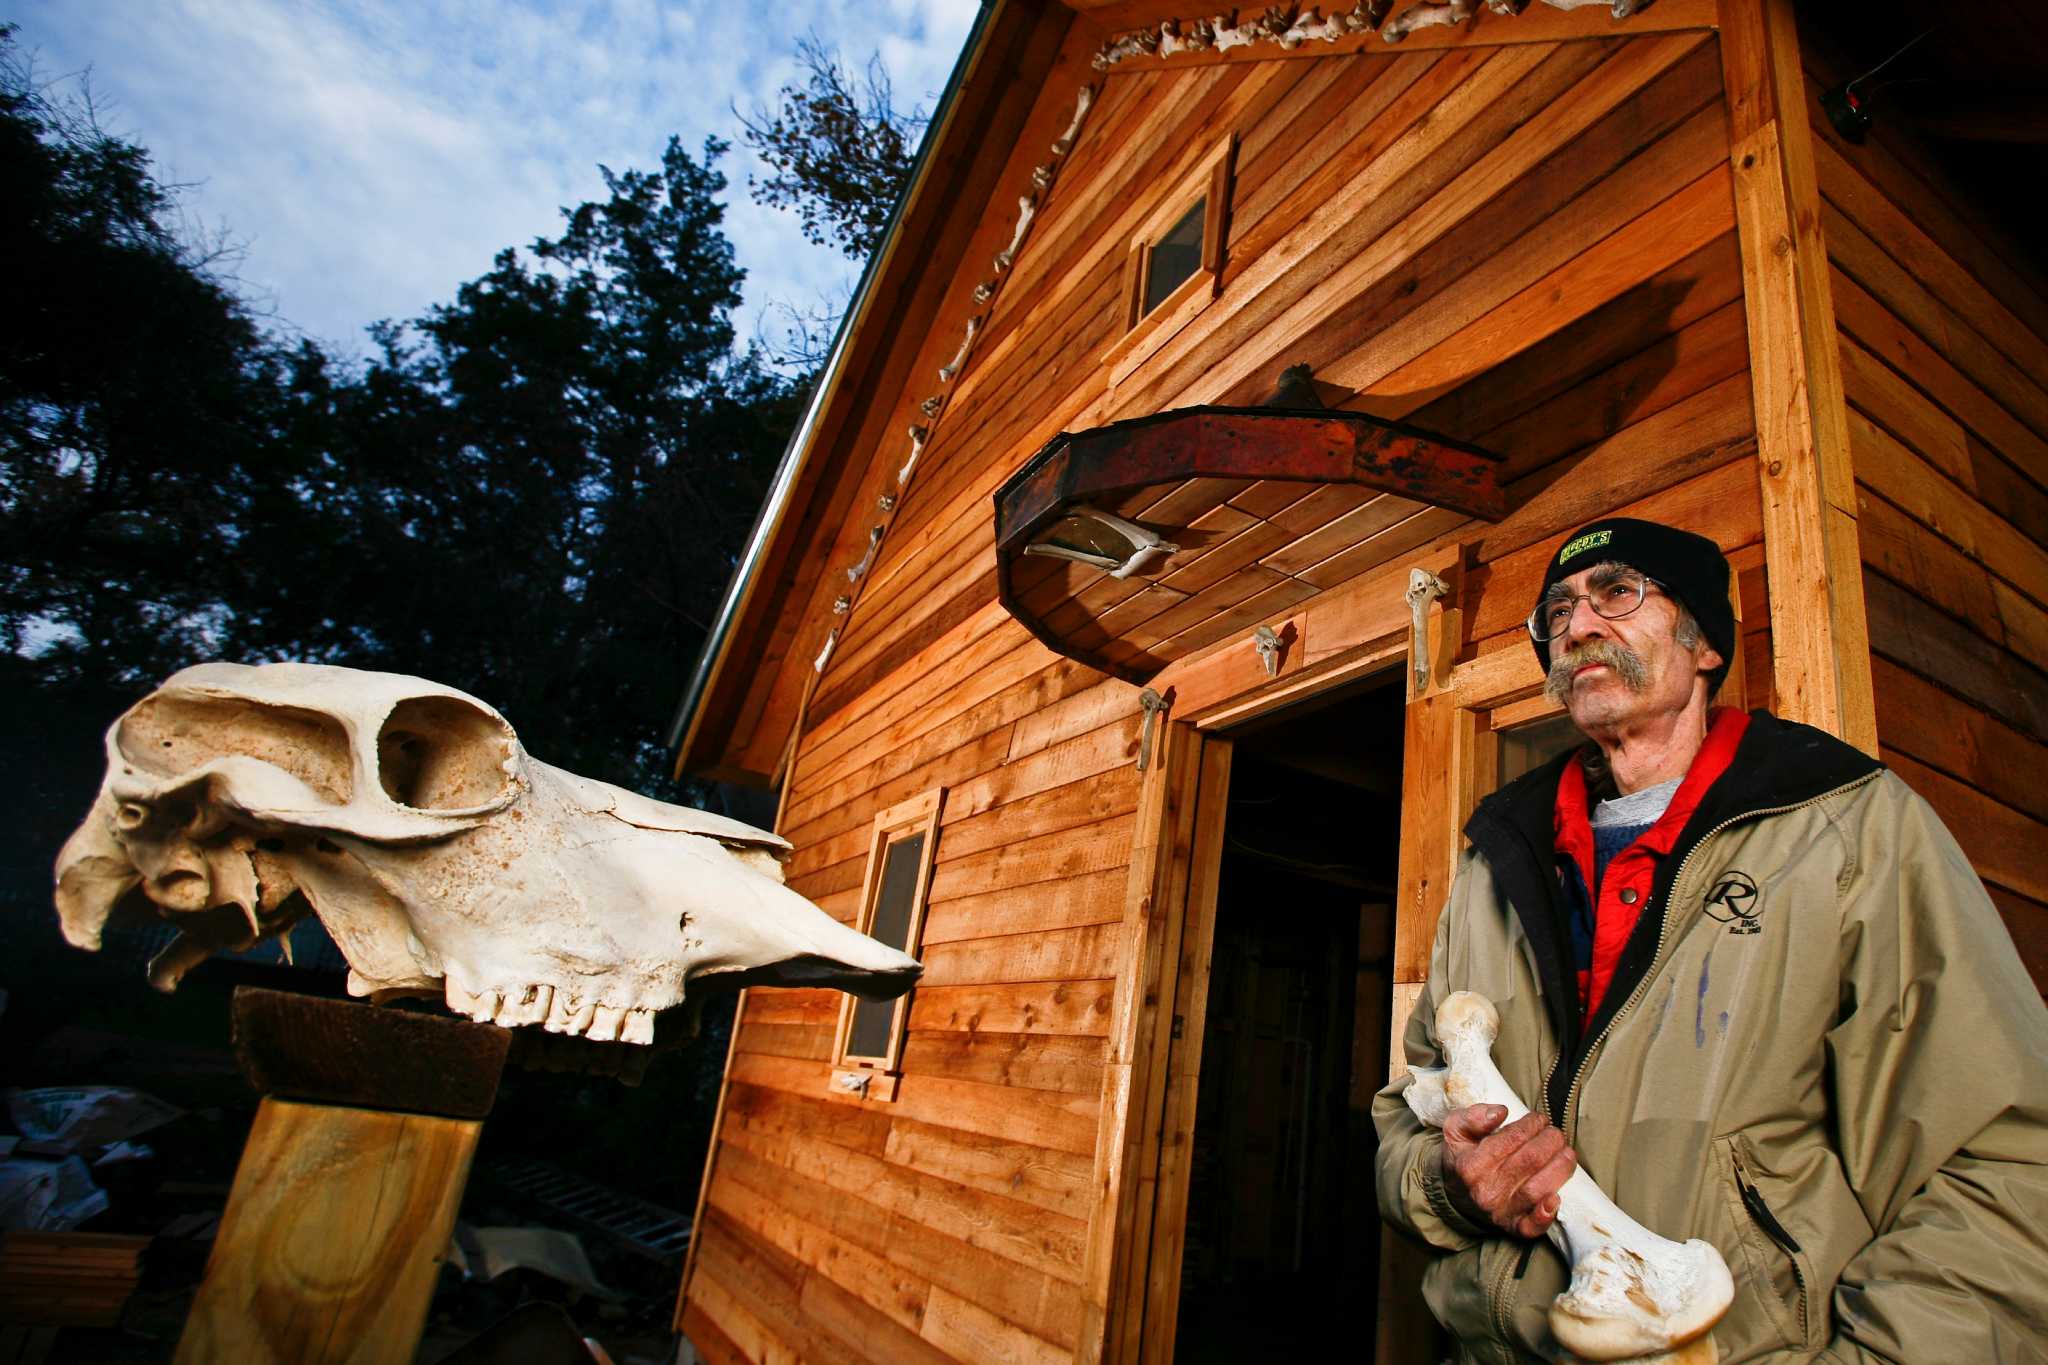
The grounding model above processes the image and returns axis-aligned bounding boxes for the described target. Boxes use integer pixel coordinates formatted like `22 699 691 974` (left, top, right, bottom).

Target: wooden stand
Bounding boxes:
175 989 510 1365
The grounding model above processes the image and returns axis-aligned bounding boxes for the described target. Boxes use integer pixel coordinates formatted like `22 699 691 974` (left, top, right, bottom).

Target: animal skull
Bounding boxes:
53 663 920 1044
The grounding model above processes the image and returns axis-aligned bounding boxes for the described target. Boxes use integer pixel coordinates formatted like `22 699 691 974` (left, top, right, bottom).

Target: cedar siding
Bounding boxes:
1807 64 2048 994
683 18 1767 1361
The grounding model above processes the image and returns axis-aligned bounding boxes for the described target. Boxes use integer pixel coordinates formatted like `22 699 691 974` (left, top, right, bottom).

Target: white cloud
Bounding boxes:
12 0 977 361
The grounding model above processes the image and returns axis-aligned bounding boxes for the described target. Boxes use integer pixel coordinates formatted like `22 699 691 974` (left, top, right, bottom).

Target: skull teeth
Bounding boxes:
446 981 656 1043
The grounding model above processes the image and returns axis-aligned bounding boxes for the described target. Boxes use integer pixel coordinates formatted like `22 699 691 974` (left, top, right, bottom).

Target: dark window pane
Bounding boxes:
1143 198 1206 315
846 831 926 1059
1497 712 1583 787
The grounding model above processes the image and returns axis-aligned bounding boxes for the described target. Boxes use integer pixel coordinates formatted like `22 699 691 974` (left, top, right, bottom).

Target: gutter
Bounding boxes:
666 0 1003 766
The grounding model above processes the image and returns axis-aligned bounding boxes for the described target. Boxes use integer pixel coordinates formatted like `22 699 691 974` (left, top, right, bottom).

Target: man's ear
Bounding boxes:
1695 642 1725 678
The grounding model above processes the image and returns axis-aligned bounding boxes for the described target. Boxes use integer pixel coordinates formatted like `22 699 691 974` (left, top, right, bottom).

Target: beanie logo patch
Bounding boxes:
1558 529 1611 566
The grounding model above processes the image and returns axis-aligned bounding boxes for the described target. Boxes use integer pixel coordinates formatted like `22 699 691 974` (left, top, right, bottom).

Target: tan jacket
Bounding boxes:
1373 714 2048 1363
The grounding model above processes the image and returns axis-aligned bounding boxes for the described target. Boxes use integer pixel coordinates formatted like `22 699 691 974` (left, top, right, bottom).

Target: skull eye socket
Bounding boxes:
376 696 517 811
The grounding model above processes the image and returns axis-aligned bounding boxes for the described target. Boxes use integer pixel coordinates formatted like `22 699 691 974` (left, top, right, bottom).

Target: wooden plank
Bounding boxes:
716 1135 1084 1350
1987 885 2048 997
680 1300 749 1365
926 816 1136 903
884 1115 1098 1221
728 1053 1100 1157
1849 408 2048 609
743 988 841 1026
922 868 1129 947
1137 737 1233 1365
733 1020 835 1062
722 1082 893 1158
721 1118 1091 1284
937 777 1139 865
922 1284 1067 1365
1124 32 1713 417
694 1213 855 1365
1884 750 2047 905
909 980 1117 1037
1081 719 1204 1363
1863 573 2048 744
1856 490 2002 640
705 1167 933 1340
176 1099 475 1365
919 922 1125 989
1832 270 2048 501
1812 136 2048 437
687 1261 801 1365
1870 656 2048 826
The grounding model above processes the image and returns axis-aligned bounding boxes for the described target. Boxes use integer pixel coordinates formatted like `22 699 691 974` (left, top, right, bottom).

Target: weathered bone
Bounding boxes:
938 315 982 383
53 663 920 1042
1051 85 1096 156
993 195 1038 274
1406 992 1732 1362
1382 0 1474 42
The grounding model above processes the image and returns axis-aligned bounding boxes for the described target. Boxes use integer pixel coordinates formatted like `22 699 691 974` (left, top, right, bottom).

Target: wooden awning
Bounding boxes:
994 404 1507 682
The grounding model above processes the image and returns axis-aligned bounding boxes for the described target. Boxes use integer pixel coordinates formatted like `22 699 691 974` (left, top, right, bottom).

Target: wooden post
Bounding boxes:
175 988 509 1365
1720 0 1878 753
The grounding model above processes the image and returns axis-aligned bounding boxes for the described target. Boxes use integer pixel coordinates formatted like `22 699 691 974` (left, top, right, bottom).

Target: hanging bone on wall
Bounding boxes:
52 663 920 1043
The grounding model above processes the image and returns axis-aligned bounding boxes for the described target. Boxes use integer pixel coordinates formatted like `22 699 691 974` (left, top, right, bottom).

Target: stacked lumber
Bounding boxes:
0 1231 148 1328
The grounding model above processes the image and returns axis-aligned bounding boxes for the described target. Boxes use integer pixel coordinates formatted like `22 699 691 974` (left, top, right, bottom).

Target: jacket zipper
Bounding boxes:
1732 1148 1809 1342
1558 773 1880 1137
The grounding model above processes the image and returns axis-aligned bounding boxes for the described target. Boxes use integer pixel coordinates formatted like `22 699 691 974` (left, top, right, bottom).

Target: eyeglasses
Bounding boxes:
1526 571 1662 643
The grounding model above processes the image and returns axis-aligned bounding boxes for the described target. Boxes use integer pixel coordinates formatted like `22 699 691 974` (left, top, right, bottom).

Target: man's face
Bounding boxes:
1540 561 1721 733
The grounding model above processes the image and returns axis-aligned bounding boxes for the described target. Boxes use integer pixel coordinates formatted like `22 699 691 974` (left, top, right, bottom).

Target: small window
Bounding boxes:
1106 133 1236 388
829 788 944 1099
1143 198 1207 316
1496 710 1583 788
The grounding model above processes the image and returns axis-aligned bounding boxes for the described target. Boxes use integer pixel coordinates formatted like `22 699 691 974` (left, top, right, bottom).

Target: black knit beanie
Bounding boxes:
1531 517 1734 696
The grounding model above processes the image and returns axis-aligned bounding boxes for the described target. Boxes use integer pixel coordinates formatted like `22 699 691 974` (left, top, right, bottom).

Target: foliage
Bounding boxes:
0 22 796 803
738 34 926 261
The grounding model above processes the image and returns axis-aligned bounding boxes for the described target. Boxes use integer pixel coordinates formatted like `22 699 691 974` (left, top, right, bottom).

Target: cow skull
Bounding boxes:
53 663 920 1044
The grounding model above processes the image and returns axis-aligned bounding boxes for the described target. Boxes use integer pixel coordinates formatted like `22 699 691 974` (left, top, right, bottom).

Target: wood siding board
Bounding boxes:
922 868 1130 946
1848 408 2048 612
1295 46 1725 401
717 1135 1083 1349
1863 572 2048 744
884 1114 1098 1222
918 921 1127 989
898 1030 1106 1098
1883 749 2048 905
1408 235 1742 442
1122 33 1710 419
907 981 1117 1038
721 1105 1093 1277
1870 656 2048 827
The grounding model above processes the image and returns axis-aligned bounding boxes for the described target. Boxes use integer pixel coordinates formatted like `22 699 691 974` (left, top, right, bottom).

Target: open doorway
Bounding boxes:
1172 674 1407 1361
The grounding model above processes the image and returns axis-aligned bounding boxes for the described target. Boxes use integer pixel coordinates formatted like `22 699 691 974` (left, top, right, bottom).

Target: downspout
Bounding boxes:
666 0 1002 768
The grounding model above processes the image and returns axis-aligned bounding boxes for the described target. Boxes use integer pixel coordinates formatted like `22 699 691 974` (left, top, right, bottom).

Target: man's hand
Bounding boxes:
1442 1104 1576 1239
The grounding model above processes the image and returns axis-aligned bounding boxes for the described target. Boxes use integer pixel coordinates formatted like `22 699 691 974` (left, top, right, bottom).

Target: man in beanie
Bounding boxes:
1373 517 2048 1361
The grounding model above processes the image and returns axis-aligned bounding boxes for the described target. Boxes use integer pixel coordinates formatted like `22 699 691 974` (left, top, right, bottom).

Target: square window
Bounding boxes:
1143 197 1207 317
1105 133 1236 390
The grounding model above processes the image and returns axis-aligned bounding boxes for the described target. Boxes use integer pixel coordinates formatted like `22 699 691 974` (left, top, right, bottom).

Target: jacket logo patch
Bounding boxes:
1703 871 1761 934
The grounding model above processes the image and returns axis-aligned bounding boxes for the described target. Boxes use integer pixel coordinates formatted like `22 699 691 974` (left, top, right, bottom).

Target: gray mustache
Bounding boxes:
1544 640 1649 703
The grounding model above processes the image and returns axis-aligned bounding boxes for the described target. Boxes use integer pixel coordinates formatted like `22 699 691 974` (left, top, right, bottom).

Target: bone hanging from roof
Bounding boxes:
993 367 1506 683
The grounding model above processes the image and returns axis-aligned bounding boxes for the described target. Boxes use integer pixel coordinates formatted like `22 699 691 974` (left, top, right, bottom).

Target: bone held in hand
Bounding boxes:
1404 991 1733 1363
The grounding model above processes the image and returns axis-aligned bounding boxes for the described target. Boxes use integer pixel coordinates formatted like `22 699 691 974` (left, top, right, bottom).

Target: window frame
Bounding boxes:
1105 132 1236 389
827 786 945 1098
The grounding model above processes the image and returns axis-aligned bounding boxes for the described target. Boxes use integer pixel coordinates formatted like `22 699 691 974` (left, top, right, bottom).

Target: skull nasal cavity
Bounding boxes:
377 697 517 810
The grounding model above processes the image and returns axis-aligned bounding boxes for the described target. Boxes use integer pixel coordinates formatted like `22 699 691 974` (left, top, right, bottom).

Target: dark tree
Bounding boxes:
738 34 926 261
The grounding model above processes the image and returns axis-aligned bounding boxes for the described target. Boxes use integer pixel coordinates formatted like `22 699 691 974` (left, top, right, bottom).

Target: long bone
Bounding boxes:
1406 991 1732 1363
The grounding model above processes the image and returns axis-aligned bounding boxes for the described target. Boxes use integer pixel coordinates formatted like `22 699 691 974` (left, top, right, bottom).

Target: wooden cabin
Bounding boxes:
667 1 2048 1360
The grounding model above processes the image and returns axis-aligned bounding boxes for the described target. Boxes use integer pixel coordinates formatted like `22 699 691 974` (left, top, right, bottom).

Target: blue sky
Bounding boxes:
10 0 977 363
